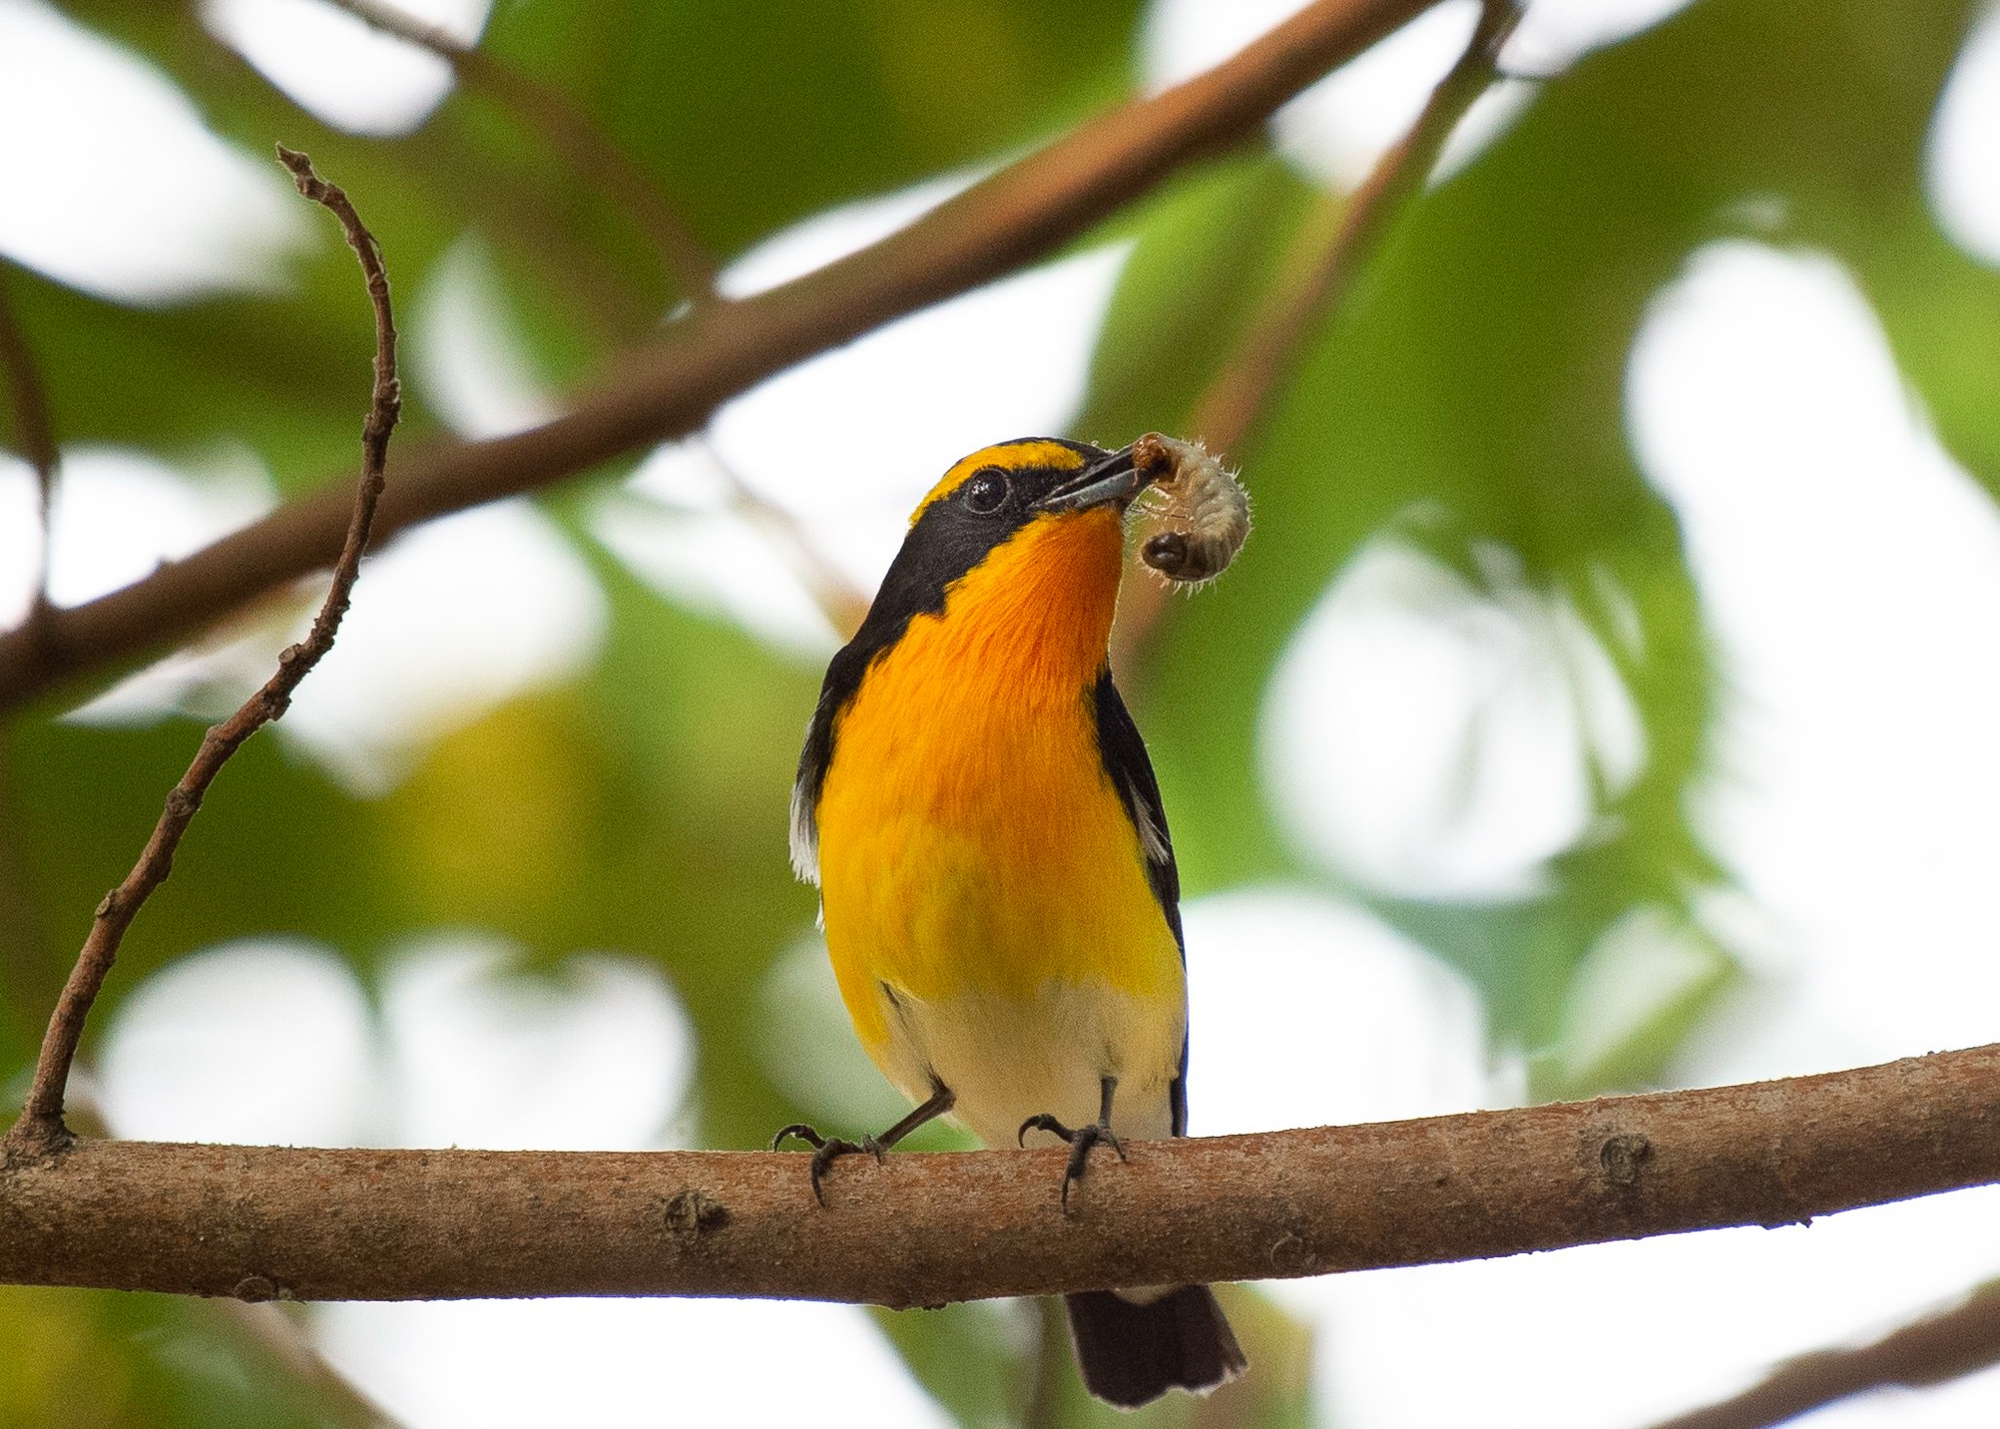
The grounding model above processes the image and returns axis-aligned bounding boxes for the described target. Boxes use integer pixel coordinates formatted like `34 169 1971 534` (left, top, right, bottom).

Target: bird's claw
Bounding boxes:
1017 1112 1126 1211
772 1123 885 1206
1017 1112 1074 1147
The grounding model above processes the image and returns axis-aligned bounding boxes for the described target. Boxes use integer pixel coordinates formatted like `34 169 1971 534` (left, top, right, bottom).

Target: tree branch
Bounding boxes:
1 149 400 1157
0 0 1437 716
1646 1277 2000 1429
4 1045 1999 1303
321 0 718 302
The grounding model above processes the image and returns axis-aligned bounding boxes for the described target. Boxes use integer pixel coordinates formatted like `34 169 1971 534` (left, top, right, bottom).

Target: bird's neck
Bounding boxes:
923 508 1124 710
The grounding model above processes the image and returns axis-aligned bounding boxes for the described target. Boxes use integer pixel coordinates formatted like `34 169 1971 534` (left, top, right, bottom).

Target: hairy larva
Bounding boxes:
1131 433 1250 584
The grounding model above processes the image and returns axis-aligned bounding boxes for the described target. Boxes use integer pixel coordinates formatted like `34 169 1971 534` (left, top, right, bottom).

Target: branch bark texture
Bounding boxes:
5 1046 1998 1305
0 0 1434 715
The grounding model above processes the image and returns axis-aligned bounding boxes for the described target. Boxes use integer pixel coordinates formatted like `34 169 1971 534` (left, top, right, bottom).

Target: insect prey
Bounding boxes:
1130 433 1251 584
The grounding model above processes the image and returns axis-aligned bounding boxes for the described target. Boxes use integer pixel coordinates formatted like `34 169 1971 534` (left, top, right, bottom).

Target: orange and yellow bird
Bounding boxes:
779 437 1246 1408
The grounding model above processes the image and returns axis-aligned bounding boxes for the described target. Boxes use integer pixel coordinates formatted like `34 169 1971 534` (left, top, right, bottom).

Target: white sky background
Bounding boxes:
9 0 2000 1425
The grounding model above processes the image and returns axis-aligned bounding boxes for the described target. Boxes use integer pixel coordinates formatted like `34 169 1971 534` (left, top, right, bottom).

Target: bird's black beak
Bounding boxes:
1036 445 1143 513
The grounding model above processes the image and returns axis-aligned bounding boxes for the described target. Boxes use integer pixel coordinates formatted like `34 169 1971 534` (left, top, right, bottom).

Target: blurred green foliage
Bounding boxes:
0 1288 380 1429
3 0 1998 1424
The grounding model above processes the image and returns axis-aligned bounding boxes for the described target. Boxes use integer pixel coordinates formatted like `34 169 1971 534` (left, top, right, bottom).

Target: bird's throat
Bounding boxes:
919 507 1125 710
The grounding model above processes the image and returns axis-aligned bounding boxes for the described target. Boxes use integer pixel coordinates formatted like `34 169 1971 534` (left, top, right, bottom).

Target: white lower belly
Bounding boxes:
870 979 1183 1148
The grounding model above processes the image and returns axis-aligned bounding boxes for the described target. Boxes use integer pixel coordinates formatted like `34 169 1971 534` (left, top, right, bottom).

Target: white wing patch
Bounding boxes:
1126 775 1172 867
789 777 820 884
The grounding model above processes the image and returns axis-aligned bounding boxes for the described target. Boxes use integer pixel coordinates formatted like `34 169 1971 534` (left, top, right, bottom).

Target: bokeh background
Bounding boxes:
5 0 2000 1424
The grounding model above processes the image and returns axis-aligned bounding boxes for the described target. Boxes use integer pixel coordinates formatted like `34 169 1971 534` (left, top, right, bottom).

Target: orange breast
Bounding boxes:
814 507 1183 1055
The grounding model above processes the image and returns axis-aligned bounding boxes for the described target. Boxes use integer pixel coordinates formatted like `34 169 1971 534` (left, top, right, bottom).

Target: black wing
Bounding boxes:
1091 667 1190 1136
790 637 874 884
1091 666 1182 947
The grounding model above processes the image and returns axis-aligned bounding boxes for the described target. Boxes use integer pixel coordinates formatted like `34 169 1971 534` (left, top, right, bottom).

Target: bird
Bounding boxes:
778 436 1247 1409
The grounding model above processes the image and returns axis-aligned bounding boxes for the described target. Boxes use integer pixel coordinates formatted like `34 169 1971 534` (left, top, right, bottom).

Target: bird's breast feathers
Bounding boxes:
806 509 1184 1134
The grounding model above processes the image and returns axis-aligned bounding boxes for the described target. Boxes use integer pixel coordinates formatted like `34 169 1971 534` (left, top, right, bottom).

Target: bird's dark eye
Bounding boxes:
963 469 1008 514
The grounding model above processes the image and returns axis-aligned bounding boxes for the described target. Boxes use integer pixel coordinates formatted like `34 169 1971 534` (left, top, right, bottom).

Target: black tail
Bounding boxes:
1063 1285 1247 1410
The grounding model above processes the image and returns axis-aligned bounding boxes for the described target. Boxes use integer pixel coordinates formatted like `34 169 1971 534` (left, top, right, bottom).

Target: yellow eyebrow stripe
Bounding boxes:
909 439 1089 525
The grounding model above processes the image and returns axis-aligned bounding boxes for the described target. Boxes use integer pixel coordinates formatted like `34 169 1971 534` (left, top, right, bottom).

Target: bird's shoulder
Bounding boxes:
790 635 876 885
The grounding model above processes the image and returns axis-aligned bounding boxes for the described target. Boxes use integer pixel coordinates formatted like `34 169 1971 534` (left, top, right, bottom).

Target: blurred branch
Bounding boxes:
0 0 1440 715
702 441 872 640
1644 1278 2000 1429
0 262 59 642
218 1301 405 1429
6 1045 2000 1302
1194 0 1521 456
1 149 400 1157
0 766 56 1046
321 0 718 303
1112 0 1521 681
1020 1297 1072 1429
177 18 649 344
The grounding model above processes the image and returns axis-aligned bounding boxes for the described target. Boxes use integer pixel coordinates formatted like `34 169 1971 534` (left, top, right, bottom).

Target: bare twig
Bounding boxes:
0 0 1440 716
1646 1279 2000 1429
1112 0 1521 681
322 0 717 303
274 147 401 487
702 442 872 639
1 149 400 1156
5 1045 2000 1302
0 264 59 640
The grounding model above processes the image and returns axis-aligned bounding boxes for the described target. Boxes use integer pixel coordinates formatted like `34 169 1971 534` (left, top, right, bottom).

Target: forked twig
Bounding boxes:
3 148 401 1157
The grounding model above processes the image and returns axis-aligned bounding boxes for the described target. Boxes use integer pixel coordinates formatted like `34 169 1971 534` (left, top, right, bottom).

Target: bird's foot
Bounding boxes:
771 1081 958 1208
1017 1112 1126 1211
771 1123 885 1207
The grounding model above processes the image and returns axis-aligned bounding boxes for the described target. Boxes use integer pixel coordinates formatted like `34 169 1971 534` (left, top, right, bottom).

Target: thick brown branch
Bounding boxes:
321 0 717 300
1 151 400 1157
1647 1278 2000 1429
0 0 1436 716
4 1046 1999 1303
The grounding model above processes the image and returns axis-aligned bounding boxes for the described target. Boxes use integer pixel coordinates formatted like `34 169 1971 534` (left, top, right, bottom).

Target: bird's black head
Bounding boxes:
852 437 1141 647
